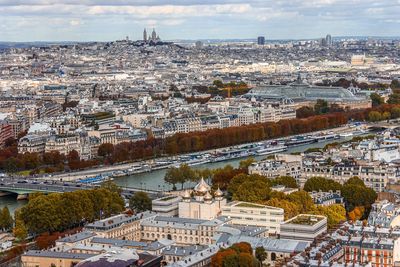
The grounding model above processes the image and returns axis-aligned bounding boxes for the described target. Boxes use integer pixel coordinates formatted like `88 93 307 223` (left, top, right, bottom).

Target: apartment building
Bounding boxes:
341 236 400 267
45 134 82 155
18 134 47 154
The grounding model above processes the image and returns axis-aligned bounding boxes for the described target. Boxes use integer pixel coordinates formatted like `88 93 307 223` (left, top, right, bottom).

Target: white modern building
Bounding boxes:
280 214 328 242
152 195 181 217
221 201 284 235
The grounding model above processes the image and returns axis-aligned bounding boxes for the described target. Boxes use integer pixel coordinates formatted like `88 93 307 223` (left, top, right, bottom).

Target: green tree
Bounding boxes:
164 164 195 190
287 191 314 213
4 157 18 172
101 180 122 195
13 219 28 241
303 177 342 192
239 158 256 173
296 106 315 118
213 80 224 88
391 107 400 119
314 99 329 114
180 164 196 183
390 79 400 89
129 192 152 212
0 206 13 231
370 93 384 107
233 180 271 202
342 183 377 213
382 111 391 120
19 194 61 234
344 176 365 187
238 253 254 267
164 167 181 190
387 93 400 104
17 188 124 235
223 254 239 267
228 174 270 200
368 111 382 122
272 176 298 188
255 247 267 264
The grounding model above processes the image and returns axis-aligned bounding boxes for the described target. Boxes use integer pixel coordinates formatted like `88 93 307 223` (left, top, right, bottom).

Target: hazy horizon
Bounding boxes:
0 0 399 42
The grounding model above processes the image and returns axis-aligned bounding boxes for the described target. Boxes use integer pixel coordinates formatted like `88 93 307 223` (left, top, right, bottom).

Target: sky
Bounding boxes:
0 0 399 41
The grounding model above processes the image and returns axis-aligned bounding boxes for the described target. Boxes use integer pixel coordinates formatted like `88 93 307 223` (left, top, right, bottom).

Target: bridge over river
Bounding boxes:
0 180 163 200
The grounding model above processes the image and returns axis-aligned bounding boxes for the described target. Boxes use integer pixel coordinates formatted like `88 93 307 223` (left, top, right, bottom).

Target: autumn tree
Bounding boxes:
98 143 114 158
211 242 258 267
310 204 346 228
265 198 301 220
348 206 365 221
212 165 245 190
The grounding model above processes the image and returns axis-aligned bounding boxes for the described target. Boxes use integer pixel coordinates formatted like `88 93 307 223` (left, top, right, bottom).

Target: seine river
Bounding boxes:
0 134 364 216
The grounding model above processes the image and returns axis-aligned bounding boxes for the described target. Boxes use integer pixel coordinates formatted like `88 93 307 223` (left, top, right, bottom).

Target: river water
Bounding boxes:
0 135 361 216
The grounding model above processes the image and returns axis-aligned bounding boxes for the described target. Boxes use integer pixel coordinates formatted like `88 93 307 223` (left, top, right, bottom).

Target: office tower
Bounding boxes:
195 41 203 49
143 28 147 42
257 36 265 45
326 34 332 46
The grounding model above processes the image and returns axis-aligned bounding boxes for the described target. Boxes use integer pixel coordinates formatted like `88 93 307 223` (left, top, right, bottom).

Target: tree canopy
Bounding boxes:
303 177 342 192
15 185 125 235
129 192 152 212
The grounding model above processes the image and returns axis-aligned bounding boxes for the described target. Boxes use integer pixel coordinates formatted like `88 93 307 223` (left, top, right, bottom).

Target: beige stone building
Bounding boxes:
84 212 155 241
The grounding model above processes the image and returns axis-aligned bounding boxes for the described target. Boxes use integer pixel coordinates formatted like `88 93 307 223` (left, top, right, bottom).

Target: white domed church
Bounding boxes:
178 178 227 220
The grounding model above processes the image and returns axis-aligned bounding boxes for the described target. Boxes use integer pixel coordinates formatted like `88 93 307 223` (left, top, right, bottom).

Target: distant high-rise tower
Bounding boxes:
325 34 332 47
257 36 265 45
195 41 203 49
151 28 157 41
143 29 147 42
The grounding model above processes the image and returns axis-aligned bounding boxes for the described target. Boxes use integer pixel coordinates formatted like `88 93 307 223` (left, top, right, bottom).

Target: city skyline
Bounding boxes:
0 0 399 41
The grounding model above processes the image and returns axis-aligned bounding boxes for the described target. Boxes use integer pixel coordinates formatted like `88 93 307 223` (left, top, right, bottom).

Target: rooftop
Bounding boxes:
284 214 326 226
